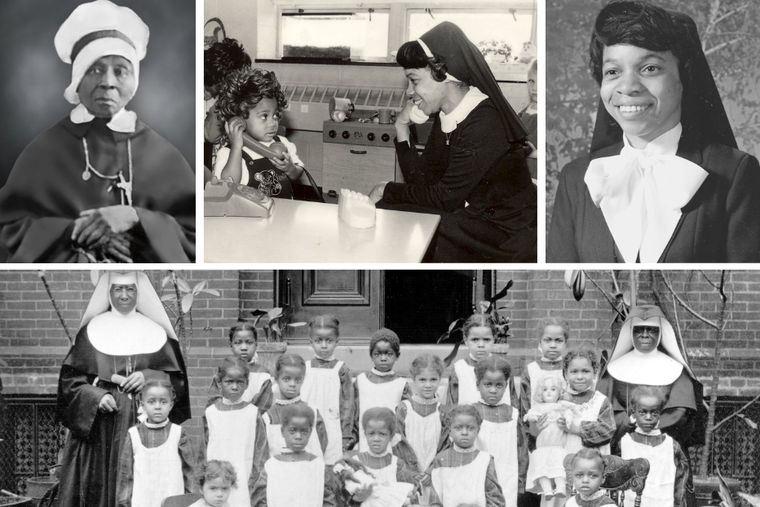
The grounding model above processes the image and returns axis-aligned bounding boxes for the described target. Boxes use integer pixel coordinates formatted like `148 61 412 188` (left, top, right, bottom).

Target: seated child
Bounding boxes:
300 315 355 464
564 448 615 507
337 407 417 507
263 354 327 458
354 328 411 452
524 376 576 501
214 67 308 199
208 320 273 410
561 346 615 456
447 315 517 407
429 405 505 507
472 356 526 507
620 386 692 507
203 361 269 507
190 460 237 507
116 379 195 507
518 58 538 180
251 404 337 507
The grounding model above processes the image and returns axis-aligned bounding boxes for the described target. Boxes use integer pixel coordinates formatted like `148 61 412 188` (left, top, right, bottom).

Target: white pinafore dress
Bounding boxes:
403 400 442 505
356 374 407 452
621 433 676 507
128 423 184 507
300 361 344 464
206 404 259 507
361 455 414 507
453 359 513 406
265 456 325 507
564 391 611 455
475 409 518 507
242 370 271 404
264 403 324 458
431 451 490 507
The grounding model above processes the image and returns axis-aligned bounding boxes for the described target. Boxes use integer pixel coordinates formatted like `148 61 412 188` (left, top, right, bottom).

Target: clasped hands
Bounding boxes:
72 205 138 263
97 371 145 413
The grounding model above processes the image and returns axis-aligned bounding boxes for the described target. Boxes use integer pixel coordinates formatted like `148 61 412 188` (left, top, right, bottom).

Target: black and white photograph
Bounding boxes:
0 0 196 264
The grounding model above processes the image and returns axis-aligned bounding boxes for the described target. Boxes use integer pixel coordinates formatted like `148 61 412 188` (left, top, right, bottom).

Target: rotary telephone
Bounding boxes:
204 177 274 218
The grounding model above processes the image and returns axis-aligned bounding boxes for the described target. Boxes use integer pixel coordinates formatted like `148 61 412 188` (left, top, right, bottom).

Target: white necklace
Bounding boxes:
371 368 395 377
221 397 246 406
412 394 438 405
453 444 478 453
275 396 301 405
81 137 133 206
144 419 169 429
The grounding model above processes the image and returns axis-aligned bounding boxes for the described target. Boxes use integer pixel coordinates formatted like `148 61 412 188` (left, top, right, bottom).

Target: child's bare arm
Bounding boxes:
219 117 246 183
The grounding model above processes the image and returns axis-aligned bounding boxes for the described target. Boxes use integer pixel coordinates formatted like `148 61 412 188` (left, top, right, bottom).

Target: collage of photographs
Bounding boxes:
0 1 758 507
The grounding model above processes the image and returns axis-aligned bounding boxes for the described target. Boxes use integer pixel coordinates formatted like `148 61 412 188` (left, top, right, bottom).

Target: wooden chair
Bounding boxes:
161 493 203 507
564 453 650 507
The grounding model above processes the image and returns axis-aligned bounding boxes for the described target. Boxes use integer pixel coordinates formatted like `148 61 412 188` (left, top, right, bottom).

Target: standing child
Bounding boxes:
524 377 576 501
263 354 328 458
519 318 568 422
472 356 527 507
116 380 195 507
428 405 505 507
620 386 692 507
354 328 411 452
560 347 615 456
251 404 337 507
300 315 355 464
203 361 269 507
209 321 273 410
563 449 615 507
190 460 238 507
337 408 416 507
213 67 308 198
447 314 517 407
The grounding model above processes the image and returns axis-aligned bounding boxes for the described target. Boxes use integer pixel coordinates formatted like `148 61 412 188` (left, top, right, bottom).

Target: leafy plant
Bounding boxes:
160 271 220 357
249 306 306 342
477 39 512 59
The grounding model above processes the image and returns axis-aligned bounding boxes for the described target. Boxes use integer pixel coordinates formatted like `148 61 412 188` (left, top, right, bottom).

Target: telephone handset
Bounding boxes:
204 177 274 218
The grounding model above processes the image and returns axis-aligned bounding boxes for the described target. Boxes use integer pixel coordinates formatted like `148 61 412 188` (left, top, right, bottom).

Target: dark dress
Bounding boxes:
240 136 294 199
0 117 195 262
378 99 537 263
56 325 189 507
548 134 760 262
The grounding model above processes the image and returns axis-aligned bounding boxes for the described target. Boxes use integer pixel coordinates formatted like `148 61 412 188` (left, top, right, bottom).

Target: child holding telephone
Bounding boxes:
213 67 307 199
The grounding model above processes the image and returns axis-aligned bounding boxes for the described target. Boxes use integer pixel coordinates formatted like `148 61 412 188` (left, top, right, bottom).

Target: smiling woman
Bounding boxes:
548 0 760 263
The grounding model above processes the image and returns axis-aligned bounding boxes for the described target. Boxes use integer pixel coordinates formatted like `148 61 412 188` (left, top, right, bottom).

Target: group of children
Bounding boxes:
116 314 690 507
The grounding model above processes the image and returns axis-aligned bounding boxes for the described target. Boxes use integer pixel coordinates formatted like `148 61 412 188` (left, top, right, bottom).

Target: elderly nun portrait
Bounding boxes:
0 0 195 263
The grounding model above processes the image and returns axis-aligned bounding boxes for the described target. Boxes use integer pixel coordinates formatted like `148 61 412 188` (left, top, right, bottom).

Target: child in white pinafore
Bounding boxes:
447 314 517 407
524 376 576 500
189 460 237 507
472 356 524 507
251 404 337 507
299 315 355 464
203 361 269 507
396 354 447 503
354 328 411 452
429 404 505 507
620 386 691 507
563 449 615 507
116 380 195 507
263 354 328 459
519 317 568 422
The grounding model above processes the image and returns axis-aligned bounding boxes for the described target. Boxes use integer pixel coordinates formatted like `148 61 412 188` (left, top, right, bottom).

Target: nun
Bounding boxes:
0 0 195 263
56 271 190 507
548 0 760 262
370 21 537 263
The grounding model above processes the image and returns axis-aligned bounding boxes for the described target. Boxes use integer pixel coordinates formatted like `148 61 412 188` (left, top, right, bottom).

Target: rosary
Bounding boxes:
81 137 134 206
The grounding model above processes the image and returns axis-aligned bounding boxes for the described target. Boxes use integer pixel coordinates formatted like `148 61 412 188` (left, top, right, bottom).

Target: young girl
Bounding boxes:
519 317 568 421
619 386 692 507
203 361 269 507
354 328 411 452
338 407 416 507
524 376 576 501
209 321 273 410
263 354 328 458
116 380 195 507
251 404 337 507
472 356 525 507
447 314 517 407
564 449 614 507
429 405 505 507
299 315 355 464
561 347 615 457
190 460 237 507
213 67 308 198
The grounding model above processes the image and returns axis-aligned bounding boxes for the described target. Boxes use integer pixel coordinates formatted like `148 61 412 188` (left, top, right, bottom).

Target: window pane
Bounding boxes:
409 10 534 63
281 12 390 61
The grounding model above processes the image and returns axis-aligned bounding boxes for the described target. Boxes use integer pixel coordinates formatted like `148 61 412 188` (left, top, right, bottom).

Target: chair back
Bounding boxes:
563 453 650 507
161 493 203 507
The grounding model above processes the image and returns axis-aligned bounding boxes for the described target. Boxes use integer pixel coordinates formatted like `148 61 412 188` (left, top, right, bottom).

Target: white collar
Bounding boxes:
371 368 395 377
366 445 391 458
584 123 708 263
221 397 246 406
439 86 488 134
70 103 138 133
579 490 607 501
275 396 301 405
607 349 683 386
634 426 662 436
87 309 166 356
411 394 438 405
144 419 169 429
453 444 478 453
478 397 507 407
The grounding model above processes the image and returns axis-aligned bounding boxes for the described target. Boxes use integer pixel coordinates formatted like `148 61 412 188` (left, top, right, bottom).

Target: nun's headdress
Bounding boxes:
588 1 736 153
413 22 528 143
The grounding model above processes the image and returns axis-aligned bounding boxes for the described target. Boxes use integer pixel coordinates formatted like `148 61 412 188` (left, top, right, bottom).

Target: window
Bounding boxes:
280 10 391 62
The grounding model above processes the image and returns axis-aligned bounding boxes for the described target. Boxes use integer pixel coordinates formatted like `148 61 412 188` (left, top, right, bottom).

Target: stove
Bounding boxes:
322 120 397 147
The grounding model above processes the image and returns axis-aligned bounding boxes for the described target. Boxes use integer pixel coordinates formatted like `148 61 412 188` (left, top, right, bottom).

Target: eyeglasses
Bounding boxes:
633 326 659 335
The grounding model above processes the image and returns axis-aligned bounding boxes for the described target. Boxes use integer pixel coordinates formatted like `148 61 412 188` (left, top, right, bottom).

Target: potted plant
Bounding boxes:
477 39 512 64
249 307 306 371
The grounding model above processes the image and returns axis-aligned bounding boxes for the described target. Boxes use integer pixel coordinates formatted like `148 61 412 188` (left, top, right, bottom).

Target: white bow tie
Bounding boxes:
70 103 137 133
584 124 707 263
